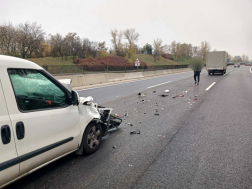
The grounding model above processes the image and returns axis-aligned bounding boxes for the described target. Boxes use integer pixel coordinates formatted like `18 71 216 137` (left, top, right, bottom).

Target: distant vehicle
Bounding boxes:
206 51 228 75
234 63 240 68
245 63 249 66
249 63 252 66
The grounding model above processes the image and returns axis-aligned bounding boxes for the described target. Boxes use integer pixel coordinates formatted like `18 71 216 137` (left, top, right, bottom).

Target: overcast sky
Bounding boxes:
1 0 252 59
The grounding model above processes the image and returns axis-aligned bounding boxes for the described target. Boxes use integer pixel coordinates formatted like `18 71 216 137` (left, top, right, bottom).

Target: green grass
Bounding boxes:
131 54 189 66
28 55 189 67
28 57 74 66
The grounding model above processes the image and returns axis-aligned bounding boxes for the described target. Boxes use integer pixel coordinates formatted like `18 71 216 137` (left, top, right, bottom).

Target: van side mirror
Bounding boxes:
71 91 79 106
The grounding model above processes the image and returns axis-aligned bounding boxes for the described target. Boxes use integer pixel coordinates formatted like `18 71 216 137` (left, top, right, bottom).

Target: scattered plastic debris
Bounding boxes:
140 93 146 97
115 114 120 117
160 94 168 97
180 94 184 97
154 109 159 115
122 112 128 118
130 130 140 134
165 90 169 93
113 146 116 149
194 99 197 100
129 164 133 167
127 123 133 126
153 91 156 93
173 95 179 98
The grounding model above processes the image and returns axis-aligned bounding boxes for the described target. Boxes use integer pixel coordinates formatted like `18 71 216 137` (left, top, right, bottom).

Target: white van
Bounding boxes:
0 55 121 188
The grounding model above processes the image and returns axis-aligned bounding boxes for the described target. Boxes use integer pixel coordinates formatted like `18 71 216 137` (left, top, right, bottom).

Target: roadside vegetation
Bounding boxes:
0 22 250 69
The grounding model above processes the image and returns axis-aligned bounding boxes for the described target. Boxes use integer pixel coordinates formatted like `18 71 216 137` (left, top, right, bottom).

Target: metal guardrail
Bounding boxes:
42 64 189 75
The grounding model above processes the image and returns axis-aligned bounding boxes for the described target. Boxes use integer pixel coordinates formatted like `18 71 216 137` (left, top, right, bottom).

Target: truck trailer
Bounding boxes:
206 51 228 75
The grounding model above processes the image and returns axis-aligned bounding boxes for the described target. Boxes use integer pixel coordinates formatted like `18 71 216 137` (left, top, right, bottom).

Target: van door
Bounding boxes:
2 69 81 175
0 80 19 188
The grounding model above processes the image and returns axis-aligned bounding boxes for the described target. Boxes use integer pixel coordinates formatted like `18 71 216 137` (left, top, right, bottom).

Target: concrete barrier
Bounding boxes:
107 73 126 82
142 71 156 77
124 72 144 80
54 68 190 88
82 74 108 86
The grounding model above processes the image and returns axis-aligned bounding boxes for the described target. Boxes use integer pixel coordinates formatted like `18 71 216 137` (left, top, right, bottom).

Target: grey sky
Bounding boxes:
1 0 252 59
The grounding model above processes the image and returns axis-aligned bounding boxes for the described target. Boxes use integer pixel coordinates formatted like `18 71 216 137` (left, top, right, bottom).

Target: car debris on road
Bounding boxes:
130 130 141 135
160 94 169 97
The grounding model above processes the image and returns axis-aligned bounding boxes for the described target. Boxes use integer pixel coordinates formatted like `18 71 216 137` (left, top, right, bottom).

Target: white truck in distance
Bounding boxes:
206 51 228 75
0 55 122 188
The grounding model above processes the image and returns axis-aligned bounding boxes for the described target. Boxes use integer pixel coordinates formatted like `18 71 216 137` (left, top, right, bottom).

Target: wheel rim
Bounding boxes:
87 126 101 149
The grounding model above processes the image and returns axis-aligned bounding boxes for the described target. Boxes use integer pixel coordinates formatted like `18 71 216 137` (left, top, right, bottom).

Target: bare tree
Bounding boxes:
110 29 124 56
0 22 18 55
17 22 44 58
170 41 177 56
123 28 139 58
49 33 64 59
200 41 211 61
97 41 108 57
193 46 199 56
153 38 163 62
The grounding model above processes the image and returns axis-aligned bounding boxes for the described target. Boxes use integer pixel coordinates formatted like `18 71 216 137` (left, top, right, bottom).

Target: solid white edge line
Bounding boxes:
76 71 191 91
205 82 216 91
147 81 171 89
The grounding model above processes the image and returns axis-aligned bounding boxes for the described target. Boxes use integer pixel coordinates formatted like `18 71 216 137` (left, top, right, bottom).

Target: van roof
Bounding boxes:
0 55 42 69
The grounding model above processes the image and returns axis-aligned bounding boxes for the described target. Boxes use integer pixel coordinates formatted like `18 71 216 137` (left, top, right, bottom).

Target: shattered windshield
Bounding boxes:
8 69 67 111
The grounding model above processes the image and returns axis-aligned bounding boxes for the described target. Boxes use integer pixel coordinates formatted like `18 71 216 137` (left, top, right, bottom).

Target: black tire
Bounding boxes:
208 71 210 75
83 122 102 155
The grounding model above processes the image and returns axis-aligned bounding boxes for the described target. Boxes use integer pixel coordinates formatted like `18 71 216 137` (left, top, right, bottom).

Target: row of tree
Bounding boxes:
0 22 108 60
0 22 249 63
109 29 212 62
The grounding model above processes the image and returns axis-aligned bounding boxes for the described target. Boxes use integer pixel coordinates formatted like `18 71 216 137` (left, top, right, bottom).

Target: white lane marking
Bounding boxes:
205 82 216 91
77 80 143 91
147 81 171 89
76 71 191 91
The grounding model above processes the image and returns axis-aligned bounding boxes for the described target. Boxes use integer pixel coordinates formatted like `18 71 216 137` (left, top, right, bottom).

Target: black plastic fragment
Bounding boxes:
130 130 140 135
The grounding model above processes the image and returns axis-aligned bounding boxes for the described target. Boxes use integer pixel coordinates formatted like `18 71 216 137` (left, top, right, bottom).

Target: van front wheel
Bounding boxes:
83 122 102 155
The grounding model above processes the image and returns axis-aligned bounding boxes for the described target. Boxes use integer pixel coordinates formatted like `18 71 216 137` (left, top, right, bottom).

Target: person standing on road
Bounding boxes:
189 56 204 85
194 70 201 85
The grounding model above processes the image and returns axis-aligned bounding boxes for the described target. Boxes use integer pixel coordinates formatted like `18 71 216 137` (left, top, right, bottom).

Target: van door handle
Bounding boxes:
1 125 11 144
16 122 25 140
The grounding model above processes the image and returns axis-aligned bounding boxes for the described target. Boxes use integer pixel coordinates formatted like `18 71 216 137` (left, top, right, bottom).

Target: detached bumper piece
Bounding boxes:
98 106 122 135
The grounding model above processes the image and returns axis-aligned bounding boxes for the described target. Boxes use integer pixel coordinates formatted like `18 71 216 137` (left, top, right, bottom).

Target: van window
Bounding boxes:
8 69 68 111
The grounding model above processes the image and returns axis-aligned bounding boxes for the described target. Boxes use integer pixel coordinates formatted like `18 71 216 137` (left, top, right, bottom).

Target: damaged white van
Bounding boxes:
0 55 121 188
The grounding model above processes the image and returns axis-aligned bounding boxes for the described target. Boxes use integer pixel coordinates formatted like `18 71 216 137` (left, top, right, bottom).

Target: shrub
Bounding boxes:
161 53 174 60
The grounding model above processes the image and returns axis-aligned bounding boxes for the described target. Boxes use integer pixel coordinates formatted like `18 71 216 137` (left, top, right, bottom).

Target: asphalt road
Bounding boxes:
6 66 252 189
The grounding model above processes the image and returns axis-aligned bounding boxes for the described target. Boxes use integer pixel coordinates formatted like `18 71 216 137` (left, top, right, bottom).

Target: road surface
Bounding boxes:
6 66 252 189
